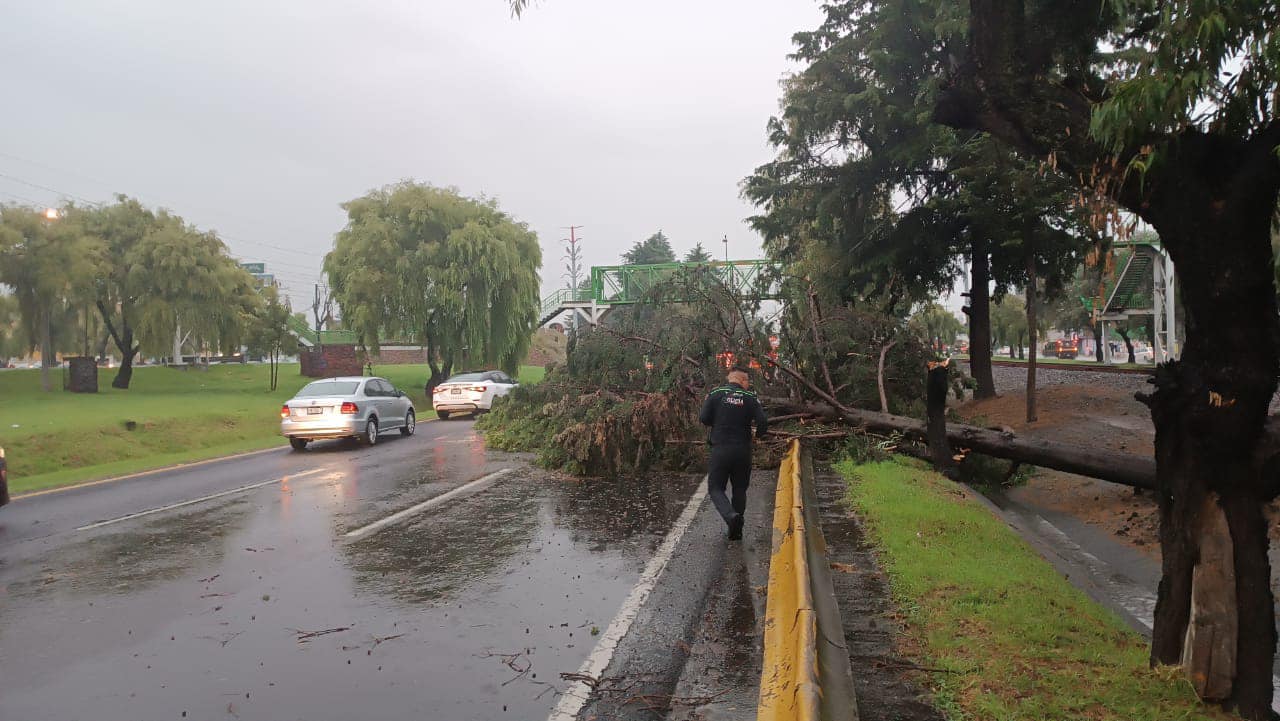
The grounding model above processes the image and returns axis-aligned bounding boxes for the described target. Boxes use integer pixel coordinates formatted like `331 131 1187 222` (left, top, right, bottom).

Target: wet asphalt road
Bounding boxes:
0 419 705 721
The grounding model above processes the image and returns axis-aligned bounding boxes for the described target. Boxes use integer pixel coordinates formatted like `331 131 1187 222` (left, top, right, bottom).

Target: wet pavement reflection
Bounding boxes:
0 421 700 721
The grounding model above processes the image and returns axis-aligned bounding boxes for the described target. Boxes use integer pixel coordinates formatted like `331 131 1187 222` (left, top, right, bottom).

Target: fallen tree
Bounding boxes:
764 395 1157 489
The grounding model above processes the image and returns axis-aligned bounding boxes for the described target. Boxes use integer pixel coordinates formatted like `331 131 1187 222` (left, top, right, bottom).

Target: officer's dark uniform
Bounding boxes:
699 382 768 538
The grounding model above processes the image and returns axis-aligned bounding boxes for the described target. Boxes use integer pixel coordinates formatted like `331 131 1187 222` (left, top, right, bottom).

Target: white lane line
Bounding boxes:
343 468 514 541
547 480 709 721
76 468 327 531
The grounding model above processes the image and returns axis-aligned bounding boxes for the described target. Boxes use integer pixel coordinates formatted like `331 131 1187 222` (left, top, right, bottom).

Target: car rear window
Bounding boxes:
445 373 486 383
296 381 360 396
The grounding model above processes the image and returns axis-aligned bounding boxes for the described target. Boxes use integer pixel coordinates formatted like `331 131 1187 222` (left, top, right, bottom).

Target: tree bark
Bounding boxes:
39 306 53 392
1118 326 1136 364
967 236 997 399
1092 320 1104 363
1025 254 1038 423
937 8 1280 708
877 340 897 414
766 396 1159 489
926 361 958 477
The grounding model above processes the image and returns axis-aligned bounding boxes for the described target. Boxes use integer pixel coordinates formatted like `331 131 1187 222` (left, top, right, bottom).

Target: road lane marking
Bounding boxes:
343 468 515 541
75 468 328 531
547 479 709 721
14 418 440 501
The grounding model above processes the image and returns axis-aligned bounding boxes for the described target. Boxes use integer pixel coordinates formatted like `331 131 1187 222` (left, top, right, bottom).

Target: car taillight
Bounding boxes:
340 402 359 414
470 386 486 392
280 405 290 418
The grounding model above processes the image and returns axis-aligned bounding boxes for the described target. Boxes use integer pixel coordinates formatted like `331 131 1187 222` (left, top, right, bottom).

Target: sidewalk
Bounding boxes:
667 469 775 721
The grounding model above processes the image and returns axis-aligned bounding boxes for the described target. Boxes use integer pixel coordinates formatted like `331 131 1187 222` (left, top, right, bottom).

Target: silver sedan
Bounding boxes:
280 376 416 450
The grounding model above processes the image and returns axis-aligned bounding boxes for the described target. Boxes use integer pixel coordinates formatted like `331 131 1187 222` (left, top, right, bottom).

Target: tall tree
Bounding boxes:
622 231 676 265
0 206 100 391
72 197 255 388
683 242 713 263
935 1 1280 714
324 182 542 389
743 2 1091 402
245 286 293 391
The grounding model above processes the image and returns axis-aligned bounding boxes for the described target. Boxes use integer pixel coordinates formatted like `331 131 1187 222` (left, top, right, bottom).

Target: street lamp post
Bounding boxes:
722 234 729 262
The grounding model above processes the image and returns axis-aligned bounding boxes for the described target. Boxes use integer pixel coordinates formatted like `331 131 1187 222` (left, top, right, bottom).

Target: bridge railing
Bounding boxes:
539 287 595 320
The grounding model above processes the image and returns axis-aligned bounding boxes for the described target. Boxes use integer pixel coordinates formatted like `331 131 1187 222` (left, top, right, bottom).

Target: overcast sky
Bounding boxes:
0 0 825 311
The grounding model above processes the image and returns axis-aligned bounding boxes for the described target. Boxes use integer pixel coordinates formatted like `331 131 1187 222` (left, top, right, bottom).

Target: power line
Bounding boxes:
0 167 326 261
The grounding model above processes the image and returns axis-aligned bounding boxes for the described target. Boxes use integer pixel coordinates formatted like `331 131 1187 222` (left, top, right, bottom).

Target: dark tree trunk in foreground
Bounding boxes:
1136 139 1280 715
1092 321 1104 363
967 236 997 399
936 6 1280 707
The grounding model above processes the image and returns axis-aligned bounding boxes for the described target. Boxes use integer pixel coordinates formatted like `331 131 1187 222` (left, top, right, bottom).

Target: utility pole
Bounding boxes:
562 226 584 331
722 234 729 262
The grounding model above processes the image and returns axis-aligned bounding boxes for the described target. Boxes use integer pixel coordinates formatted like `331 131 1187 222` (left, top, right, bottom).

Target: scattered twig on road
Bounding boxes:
371 633 405 648
559 672 600 689
292 626 351 642
197 574 220 584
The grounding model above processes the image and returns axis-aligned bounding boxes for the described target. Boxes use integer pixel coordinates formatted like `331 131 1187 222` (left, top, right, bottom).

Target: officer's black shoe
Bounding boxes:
728 514 744 540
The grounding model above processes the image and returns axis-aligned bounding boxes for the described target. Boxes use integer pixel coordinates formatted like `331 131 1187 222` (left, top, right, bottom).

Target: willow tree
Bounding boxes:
933 0 1280 714
324 182 541 389
0 205 101 391
71 197 257 388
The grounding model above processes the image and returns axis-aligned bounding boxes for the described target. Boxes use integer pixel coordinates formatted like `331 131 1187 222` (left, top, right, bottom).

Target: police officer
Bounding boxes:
699 367 768 539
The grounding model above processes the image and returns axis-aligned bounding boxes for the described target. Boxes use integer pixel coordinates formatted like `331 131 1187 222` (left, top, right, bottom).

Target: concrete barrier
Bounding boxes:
758 439 858 721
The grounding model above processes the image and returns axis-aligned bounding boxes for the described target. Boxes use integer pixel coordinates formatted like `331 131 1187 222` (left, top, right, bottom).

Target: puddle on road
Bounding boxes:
2 500 253 602
1 462 702 721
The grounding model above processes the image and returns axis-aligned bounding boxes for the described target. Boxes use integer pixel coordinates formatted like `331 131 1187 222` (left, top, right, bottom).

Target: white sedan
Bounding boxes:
431 371 518 419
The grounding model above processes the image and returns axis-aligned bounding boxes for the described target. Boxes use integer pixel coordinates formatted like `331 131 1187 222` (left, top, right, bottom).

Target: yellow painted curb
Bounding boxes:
758 439 858 721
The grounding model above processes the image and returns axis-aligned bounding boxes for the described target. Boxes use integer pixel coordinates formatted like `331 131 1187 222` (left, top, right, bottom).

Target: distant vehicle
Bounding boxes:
0 446 9 507
1133 345 1155 363
280 376 415 450
431 370 517 419
1042 338 1079 359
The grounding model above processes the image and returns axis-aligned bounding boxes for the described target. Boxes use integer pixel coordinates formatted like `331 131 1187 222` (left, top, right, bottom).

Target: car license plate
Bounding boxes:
451 388 462 394
307 407 323 415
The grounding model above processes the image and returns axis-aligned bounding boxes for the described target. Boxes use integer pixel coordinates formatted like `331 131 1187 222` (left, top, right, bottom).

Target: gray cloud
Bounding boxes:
0 0 821 310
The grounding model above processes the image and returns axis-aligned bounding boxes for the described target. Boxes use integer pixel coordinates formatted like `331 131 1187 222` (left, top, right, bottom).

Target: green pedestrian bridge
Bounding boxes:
538 259 782 327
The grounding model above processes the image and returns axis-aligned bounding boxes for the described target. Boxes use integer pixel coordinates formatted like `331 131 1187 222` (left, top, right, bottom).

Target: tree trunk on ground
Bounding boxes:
765 395 1160 488
1118 327 1136 364
1025 256 1038 423
967 237 997 398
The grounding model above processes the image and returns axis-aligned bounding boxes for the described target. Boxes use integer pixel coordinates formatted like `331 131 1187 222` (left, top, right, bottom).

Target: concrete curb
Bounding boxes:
758 440 859 721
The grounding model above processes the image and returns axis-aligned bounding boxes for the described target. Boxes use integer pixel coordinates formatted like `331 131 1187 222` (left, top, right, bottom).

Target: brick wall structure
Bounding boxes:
299 344 433 378
300 344 367 378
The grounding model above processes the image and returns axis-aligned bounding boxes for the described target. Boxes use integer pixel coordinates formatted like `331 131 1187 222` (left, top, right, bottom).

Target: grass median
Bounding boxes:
0 362 545 495
836 457 1236 720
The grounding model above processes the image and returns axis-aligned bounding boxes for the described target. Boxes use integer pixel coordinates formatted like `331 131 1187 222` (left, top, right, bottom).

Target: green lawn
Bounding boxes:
0 362 544 495
836 457 1237 720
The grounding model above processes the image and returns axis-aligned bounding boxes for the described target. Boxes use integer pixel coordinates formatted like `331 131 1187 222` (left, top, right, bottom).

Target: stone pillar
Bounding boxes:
67 356 99 393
